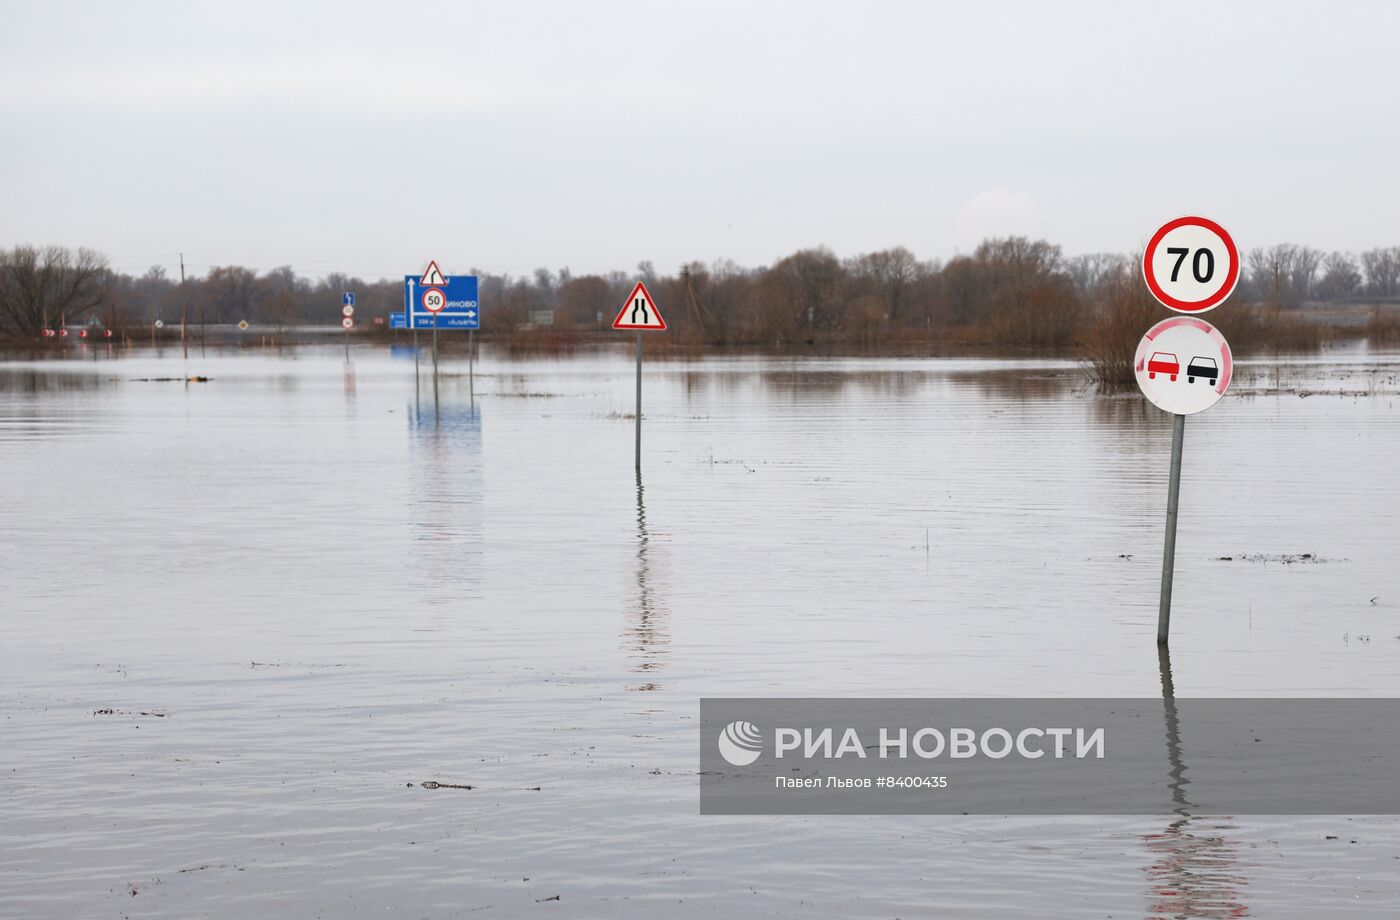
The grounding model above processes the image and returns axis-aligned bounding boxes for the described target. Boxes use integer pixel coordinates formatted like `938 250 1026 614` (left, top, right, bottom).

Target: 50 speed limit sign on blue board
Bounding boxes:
1142 215 1240 314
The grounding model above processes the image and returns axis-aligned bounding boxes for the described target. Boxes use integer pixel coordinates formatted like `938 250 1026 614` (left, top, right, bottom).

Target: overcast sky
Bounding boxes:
1 1 1396 281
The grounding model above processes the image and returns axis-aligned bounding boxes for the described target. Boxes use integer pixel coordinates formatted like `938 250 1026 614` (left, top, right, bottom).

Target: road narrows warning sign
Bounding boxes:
612 281 666 330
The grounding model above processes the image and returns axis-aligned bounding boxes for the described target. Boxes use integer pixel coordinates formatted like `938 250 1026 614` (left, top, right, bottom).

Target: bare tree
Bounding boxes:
0 245 111 335
1065 253 1131 299
1082 264 1160 385
847 247 920 322
1247 246 1287 308
200 266 258 324
1360 247 1400 298
556 274 612 327
1314 252 1362 301
1288 246 1323 305
756 248 843 343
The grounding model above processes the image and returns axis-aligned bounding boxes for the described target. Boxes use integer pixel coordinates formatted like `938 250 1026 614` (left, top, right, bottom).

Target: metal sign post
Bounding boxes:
611 281 667 472
341 293 355 361
634 331 643 471
421 284 446 407
1139 215 1239 645
1157 413 1185 643
397 266 480 401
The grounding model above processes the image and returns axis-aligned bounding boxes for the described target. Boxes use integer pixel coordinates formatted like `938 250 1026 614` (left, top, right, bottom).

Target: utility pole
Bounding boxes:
180 253 188 361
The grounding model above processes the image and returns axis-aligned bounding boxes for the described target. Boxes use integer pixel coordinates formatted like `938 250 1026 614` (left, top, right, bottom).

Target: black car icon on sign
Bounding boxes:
1187 356 1217 385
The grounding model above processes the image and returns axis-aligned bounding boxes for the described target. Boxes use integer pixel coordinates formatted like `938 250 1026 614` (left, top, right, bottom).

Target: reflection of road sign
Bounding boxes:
342 304 354 317
342 317 354 329
1135 317 1232 415
420 260 446 286
342 291 355 307
612 281 666 330
238 320 249 331
1142 216 1240 314
422 287 446 313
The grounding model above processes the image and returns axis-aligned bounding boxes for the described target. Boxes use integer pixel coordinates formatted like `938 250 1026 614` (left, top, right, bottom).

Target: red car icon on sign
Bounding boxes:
1147 351 1179 381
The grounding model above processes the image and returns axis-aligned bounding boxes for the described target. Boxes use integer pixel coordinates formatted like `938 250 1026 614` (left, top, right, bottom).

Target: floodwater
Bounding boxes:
1 342 1397 918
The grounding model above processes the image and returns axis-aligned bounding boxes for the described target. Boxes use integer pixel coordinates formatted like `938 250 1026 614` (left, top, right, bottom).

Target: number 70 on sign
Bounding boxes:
1142 216 1240 314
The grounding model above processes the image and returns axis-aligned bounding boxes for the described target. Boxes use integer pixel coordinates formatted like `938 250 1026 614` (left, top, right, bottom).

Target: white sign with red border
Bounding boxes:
421 287 447 313
1134 316 1232 415
612 281 666 330
1142 215 1240 314
420 260 446 286
342 317 354 329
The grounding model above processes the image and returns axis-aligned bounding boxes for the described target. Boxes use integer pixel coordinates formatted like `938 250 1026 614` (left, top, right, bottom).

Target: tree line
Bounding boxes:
2 240 1398 353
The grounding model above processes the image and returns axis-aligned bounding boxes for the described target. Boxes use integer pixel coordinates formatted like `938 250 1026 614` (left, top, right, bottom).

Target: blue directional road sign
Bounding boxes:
342 291 355 307
402 275 479 330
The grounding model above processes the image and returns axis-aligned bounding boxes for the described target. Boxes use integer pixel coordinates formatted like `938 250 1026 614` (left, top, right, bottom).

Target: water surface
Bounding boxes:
2 343 1397 917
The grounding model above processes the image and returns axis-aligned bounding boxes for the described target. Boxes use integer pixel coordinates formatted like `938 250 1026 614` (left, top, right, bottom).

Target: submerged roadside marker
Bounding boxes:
612 281 667 472
1139 216 1238 644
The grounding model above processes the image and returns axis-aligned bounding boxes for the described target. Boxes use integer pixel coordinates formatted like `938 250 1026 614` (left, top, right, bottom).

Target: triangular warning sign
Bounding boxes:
612 281 666 331
420 260 446 286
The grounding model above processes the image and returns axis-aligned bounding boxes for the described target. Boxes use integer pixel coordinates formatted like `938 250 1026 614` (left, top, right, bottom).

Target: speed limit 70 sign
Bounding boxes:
1142 216 1240 314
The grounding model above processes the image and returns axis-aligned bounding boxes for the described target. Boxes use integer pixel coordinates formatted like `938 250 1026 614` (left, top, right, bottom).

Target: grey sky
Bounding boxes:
2 1 1396 281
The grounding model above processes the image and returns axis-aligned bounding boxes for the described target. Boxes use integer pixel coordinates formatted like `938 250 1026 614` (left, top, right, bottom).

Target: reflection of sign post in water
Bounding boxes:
1139 216 1239 645
612 281 667 471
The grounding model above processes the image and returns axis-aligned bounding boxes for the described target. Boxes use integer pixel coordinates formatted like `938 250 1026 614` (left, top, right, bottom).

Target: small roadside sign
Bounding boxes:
342 304 354 317
615 280 667 471
342 291 356 307
238 320 249 331
612 281 666 330
342 317 354 329
420 260 446 286
1142 216 1240 314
